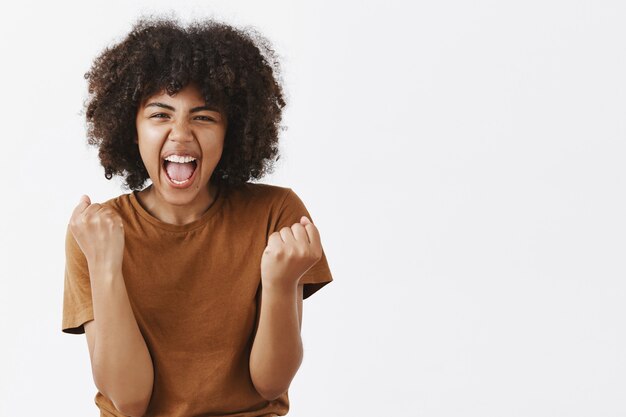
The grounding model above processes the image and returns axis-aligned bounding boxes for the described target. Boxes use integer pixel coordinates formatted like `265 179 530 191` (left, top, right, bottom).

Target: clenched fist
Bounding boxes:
260 216 323 291
68 195 125 270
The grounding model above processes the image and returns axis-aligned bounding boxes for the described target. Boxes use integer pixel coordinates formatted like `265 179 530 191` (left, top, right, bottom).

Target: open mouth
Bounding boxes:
162 159 199 188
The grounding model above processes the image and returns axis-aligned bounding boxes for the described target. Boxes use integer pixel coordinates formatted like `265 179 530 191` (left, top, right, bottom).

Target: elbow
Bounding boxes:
115 397 150 417
91 357 154 417
251 372 289 401
94 376 151 417
255 385 288 402
92 376 151 417
251 369 291 401
251 354 303 401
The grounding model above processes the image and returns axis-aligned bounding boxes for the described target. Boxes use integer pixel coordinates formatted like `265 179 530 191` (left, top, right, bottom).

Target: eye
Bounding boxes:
151 113 169 119
195 116 216 122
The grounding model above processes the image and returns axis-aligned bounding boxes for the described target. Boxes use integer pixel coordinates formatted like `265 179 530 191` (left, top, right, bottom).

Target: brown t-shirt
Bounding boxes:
62 182 333 417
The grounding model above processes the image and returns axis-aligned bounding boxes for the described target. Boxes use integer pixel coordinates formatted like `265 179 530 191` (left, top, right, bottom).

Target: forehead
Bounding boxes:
140 83 224 111
143 84 203 104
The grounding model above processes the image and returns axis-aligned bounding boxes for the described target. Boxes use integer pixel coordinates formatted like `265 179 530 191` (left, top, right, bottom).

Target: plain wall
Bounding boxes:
0 0 625 416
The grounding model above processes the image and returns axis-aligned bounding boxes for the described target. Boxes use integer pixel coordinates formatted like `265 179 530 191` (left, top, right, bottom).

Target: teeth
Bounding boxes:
170 177 190 185
164 155 197 163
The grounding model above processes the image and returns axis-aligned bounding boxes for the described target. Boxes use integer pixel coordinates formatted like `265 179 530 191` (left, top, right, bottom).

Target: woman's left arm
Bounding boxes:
249 281 304 401
250 216 322 400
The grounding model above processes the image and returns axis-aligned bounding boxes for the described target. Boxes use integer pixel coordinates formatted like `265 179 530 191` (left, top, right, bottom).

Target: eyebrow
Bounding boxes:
145 102 222 113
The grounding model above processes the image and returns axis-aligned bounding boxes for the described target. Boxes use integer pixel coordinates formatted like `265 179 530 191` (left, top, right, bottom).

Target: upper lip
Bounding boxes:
161 150 200 160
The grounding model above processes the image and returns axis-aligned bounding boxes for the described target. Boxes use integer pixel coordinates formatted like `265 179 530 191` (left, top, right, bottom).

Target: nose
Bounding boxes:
167 118 194 143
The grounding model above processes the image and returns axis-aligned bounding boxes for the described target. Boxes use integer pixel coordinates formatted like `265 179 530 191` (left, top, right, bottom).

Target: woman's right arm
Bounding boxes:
85 263 154 417
69 195 153 417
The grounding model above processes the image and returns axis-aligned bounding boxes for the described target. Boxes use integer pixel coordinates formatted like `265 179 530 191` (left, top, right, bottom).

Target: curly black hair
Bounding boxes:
82 13 287 191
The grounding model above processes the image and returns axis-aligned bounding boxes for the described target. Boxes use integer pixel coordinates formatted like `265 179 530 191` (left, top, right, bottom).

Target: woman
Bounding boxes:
62 14 333 417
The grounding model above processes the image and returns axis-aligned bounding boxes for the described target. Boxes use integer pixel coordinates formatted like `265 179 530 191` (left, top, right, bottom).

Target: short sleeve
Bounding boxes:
273 188 334 300
62 225 94 334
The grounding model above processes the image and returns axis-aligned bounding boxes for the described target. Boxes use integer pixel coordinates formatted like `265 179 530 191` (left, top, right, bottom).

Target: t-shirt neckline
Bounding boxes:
128 183 225 232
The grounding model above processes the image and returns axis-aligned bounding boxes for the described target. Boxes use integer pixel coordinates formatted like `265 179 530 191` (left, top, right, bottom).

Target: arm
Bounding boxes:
249 282 304 400
87 263 154 417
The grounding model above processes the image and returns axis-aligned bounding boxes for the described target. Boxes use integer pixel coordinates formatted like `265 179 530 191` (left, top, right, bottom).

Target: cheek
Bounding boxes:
137 129 166 156
136 143 162 174
208 147 225 166
138 127 164 144
202 137 225 162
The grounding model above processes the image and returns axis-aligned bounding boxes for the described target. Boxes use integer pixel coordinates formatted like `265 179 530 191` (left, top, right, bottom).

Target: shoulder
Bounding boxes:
100 192 129 207
226 182 292 207
98 192 133 218
230 181 290 196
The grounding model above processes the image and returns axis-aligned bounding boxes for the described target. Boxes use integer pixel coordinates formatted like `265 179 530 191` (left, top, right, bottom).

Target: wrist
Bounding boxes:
88 260 122 276
261 277 299 295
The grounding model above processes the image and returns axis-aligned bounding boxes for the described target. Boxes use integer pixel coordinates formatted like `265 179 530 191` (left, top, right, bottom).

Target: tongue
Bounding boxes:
165 161 196 181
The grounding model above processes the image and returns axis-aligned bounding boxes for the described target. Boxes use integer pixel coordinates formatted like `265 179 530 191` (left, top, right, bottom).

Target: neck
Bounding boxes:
136 181 219 226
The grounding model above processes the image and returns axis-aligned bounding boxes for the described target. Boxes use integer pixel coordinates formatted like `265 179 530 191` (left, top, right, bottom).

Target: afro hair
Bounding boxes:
82 13 287 191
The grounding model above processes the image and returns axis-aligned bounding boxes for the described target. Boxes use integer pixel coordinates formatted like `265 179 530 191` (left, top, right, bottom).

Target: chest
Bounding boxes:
119 220 267 346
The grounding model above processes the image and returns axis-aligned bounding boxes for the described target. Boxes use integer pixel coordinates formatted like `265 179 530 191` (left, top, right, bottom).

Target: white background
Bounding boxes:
1 1 625 416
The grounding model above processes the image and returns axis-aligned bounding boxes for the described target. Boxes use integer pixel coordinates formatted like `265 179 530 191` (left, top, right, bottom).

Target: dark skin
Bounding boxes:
83 17 285 191
251 214 322 400
133 82 227 225
76 16 320 410
126 82 318 400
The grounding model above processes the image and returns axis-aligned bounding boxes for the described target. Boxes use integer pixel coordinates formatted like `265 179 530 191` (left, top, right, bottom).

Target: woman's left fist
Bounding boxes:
261 216 323 290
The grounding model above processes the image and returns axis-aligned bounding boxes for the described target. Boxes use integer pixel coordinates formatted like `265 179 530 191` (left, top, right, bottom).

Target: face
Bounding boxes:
135 83 227 205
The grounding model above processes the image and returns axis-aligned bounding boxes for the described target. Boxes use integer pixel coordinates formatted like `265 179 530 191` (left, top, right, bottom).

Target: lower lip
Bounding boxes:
162 161 199 189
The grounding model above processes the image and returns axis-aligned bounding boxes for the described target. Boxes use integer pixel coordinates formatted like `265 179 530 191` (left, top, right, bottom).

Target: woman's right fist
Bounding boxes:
68 195 125 270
